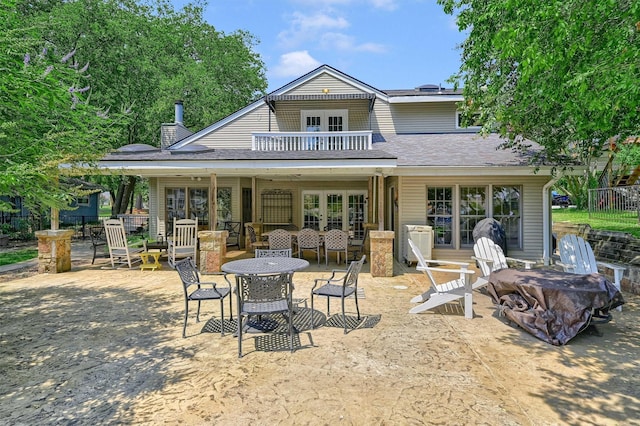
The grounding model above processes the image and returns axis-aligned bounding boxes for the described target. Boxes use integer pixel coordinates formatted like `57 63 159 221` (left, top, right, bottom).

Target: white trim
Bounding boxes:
389 95 464 104
455 111 482 130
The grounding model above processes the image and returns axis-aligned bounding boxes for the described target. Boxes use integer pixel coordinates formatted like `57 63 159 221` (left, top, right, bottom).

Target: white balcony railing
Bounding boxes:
252 131 372 151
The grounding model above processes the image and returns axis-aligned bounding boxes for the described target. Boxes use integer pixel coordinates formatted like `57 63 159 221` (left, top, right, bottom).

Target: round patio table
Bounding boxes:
221 257 309 274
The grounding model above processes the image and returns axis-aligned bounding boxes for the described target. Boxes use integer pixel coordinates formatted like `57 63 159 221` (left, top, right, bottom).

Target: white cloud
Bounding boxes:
271 51 322 78
278 11 349 49
369 0 397 11
320 32 386 53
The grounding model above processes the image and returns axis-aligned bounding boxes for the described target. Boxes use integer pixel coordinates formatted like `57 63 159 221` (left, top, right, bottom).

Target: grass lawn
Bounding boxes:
0 248 38 266
553 208 640 238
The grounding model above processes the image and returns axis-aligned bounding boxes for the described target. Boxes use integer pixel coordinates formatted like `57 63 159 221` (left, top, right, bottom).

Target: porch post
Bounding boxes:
209 173 217 230
377 174 385 230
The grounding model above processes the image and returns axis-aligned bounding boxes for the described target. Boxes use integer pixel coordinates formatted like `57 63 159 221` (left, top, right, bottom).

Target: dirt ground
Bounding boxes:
1 242 639 425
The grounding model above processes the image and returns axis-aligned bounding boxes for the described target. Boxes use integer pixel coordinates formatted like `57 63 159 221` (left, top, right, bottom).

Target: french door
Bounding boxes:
302 191 367 238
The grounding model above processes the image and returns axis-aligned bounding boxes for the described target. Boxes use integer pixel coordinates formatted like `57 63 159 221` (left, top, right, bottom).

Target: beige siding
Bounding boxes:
196 104 274 148
397 175 550 262
372 100 394 133
391 103 460 133
290 74 364 95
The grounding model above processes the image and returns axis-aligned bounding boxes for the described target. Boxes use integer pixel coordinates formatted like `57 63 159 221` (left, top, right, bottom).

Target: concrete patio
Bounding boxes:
1 242 639 425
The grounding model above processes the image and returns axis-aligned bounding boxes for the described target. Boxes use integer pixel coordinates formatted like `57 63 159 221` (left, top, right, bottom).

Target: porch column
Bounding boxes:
370 230 394 277
35 229 74 273
209 173 217 230
198 230 226 273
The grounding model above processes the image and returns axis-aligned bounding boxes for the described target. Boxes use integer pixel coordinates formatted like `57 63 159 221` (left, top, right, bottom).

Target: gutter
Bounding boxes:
542 178 559 265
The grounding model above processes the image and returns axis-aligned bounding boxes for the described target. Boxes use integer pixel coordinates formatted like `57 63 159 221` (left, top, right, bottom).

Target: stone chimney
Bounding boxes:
161 100 192 150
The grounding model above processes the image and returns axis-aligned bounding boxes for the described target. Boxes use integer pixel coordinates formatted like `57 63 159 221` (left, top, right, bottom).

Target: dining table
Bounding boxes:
222 256 310 333
221 256 309 275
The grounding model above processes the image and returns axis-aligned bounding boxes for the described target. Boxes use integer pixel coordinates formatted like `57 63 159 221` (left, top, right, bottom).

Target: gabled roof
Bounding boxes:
170 64 386 150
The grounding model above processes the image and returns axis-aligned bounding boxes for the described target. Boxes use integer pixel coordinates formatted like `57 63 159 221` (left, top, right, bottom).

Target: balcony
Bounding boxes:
252 131 372 151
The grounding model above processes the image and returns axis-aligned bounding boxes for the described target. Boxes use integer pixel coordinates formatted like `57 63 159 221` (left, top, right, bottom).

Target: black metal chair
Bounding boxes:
235 272 294 357
175 257 233 338
311 255 366 334
89 226 108 264
223 221 241 249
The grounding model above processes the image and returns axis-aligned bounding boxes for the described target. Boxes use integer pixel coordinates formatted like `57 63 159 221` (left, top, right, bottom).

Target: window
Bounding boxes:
459 187 487 246
426 186 453 247
76 196 90 207
165 187 233 229
456 111 482 129
426 185 522 250
493 186 522 249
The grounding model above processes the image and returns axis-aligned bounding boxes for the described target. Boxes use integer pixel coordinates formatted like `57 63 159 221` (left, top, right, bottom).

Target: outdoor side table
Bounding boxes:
139 252 162 271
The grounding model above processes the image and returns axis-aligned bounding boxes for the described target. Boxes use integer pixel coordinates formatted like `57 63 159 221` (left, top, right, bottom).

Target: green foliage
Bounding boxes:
0 0 127 214
438 0 640 169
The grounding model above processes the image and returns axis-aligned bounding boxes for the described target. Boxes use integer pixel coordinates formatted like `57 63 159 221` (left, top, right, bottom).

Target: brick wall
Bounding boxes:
553 222 640 295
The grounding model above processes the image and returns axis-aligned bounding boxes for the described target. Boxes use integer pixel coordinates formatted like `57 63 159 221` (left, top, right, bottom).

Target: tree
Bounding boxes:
25 0 267 214
438 0 640 207
0 0 125 215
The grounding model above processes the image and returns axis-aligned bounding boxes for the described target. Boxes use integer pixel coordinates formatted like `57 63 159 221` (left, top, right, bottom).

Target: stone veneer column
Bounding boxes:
198 230 227 273
35 229 74 274
369 230 395 277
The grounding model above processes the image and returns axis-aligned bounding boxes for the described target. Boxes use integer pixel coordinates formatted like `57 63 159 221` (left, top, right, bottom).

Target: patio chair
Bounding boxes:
472 237 535 290
311 255 366 333
236 272 295 357
103 218 144 268
268 228 292 250
347 227 369 262
324 229 349 265
168 218 198 268
223 221 241 249
296 228 321 264
89 225 108 264
408 238 475 318
255 248 292 258
175 257 233 338
557 234 625 310
247 225 269 251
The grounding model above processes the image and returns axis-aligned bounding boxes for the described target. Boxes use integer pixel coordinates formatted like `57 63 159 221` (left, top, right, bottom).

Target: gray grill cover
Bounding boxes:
487 268 624 345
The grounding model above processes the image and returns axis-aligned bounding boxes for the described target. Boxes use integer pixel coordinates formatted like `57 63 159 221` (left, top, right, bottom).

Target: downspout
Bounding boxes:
542 178 559 265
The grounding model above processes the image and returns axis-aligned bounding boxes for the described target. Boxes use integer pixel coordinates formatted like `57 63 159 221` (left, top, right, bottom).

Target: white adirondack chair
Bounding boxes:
408 238 475 319
168 218 198 268
103 218 144 268
471 237 536 289
557 234 625 311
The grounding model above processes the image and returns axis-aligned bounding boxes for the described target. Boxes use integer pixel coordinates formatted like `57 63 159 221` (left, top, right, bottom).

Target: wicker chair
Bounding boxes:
297 228 321 264
175 257 233 338
247 225 269 251
268 228 292 250
311 255 366 334
255 248 292 258
323 229 349 265
235 272 294 357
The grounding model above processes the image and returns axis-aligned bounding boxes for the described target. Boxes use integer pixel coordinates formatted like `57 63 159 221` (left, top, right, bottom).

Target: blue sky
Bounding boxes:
173 0 466 92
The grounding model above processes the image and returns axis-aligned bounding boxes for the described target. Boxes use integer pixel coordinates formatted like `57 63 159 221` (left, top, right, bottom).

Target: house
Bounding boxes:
96 64 560 265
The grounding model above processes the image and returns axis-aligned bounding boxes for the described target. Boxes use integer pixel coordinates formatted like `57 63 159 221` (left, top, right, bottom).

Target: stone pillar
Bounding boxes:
370 230 395 277
35 229 74 274
198 230 227 273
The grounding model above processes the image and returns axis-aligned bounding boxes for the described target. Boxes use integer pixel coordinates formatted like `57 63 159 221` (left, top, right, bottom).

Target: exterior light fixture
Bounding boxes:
322 88 330 94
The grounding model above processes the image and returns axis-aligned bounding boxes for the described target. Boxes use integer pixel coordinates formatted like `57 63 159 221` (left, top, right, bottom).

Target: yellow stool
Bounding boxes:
139 252 162 271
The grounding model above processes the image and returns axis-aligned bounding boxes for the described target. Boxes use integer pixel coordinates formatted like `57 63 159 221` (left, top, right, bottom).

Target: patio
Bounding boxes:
0 242 639 424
